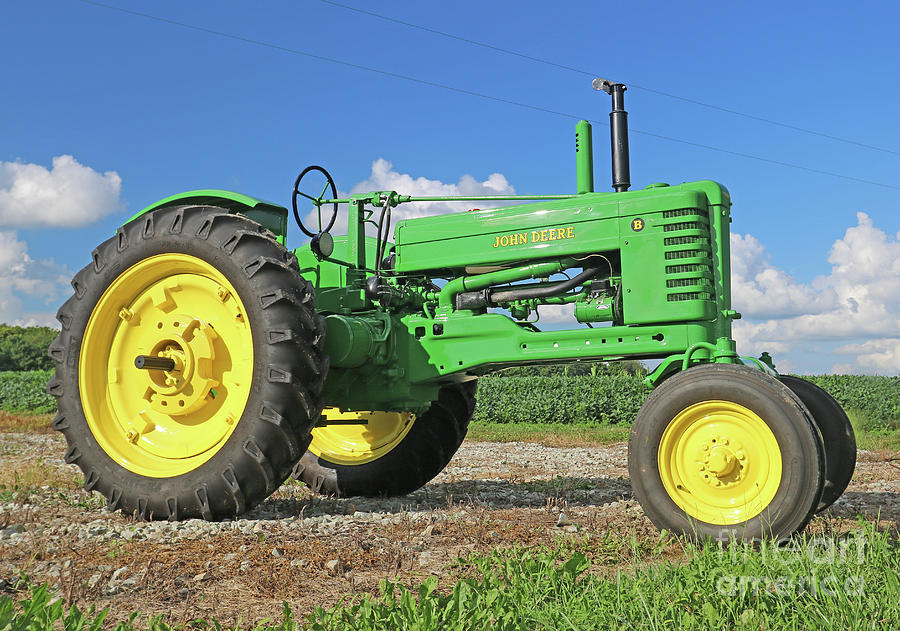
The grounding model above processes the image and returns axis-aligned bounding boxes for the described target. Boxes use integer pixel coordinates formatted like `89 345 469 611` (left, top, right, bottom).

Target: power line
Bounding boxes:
318 0 900 158
74 0 900 191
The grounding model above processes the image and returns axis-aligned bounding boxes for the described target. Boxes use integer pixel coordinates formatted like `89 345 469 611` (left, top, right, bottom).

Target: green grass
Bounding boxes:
308 525 900 630
847 409 900 452
0 410 53 433
3 524 897 630
466 421 629 446
467 417 900 454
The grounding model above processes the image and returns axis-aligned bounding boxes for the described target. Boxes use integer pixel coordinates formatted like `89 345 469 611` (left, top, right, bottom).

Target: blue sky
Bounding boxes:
2 0 899 374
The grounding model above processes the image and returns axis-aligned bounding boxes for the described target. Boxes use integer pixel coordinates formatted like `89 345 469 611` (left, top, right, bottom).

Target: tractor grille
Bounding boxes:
659 208 715 305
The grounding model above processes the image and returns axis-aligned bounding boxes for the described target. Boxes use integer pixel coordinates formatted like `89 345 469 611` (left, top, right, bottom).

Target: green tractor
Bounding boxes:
48 80 855 540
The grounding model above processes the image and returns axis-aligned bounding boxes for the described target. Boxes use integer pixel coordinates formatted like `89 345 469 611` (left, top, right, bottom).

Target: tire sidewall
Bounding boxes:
629 364 824 540
52 206 322 519
779 375 856 512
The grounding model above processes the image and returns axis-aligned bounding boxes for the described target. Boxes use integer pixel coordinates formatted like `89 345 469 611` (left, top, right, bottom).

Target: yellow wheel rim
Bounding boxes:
658 400 782 525
79 254 254 478
309 409 415 465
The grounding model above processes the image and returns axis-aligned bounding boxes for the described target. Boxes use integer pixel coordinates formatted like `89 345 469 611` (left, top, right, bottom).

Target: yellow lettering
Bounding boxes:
567 226 575 238
540 230 548 241
557 228 566 240
518 232 527 244
493 235 501 247
532 230 541 242
500 235 510 247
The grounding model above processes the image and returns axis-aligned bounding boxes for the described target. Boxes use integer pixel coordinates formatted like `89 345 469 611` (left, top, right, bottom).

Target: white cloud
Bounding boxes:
833 339 900 374
536 303 575 324
0 155 122 228
732 212 900 374
351 159 515 220
0 230 70 327
730 232 836 318
302 158 515 238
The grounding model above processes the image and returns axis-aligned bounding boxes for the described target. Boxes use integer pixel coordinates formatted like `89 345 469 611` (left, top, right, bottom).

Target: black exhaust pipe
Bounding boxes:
592 78 630 193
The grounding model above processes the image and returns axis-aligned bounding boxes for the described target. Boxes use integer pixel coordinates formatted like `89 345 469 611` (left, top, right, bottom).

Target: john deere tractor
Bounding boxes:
48 80 855 540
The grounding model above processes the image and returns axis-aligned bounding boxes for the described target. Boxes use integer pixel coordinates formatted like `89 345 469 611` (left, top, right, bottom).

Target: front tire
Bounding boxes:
294 382 475 497
47 205 328 520
780 375 856 513
629 364 824 540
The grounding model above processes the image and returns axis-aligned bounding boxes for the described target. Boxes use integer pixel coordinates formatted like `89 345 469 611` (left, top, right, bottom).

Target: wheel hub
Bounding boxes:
79 254 254 477
144 316 219 416
696 436 747 487
658 400 782 525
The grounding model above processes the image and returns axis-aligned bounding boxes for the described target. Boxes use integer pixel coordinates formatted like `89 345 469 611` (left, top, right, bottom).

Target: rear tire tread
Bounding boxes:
47 205 327 520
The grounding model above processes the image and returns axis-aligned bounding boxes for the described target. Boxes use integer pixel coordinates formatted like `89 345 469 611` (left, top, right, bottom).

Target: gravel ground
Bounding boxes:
0 432 896 624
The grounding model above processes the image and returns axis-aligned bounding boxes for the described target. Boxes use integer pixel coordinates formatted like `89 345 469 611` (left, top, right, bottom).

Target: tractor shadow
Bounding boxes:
256 476 634 519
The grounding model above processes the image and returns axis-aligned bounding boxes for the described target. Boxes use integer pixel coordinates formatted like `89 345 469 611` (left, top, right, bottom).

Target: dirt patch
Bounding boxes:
0 433 896 625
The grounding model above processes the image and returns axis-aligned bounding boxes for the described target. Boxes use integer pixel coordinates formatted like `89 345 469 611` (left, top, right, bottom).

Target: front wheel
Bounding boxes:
294 382 475 497
629 364 824 540
48 205 328 520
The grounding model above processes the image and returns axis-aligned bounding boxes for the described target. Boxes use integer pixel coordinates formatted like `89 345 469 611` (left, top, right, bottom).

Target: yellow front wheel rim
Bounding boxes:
658 400 782 525
79 253 254 478
309 409 416 465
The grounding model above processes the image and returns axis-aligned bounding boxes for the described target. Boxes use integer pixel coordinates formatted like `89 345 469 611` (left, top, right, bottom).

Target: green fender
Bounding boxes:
129 189 289 242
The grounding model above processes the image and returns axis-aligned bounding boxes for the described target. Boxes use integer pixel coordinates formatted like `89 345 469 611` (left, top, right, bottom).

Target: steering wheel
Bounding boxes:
291 165 338 238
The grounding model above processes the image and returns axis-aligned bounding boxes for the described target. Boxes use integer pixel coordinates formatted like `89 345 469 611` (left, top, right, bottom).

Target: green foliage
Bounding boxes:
0 324 57 371
0 370 55 413
308 524 899 630
0 581 298 631
473 373 649 424
2 526 897 630
473 371 900 427
0 582 110 631
802 374 900 429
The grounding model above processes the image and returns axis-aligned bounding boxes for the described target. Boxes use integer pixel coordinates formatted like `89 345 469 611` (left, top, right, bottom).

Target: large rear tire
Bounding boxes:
629 364 824 540
780 375 856 513
47 206 328 520
294 382 475 497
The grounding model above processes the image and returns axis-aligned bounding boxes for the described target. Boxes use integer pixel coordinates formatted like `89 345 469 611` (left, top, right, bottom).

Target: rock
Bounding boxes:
224 553 237 561
192 572 208 582
174 575 187 587
325 559 343 574
0 525 24 539
87 574 102 589
110 567 129 582
421 524 436 538
556 512 572 527
177 587 190 598
119 577 138 590
271 548 283 558
417 551 433 568
564 525 578 533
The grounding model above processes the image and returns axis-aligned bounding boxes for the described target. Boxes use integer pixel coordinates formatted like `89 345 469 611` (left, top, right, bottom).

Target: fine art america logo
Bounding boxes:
714 532 868 598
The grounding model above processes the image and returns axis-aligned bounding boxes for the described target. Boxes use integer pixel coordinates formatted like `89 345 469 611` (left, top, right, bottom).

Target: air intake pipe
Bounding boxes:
592 78 630 193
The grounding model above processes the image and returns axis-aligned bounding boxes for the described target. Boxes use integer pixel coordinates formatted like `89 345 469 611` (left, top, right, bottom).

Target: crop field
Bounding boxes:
0 372 898 629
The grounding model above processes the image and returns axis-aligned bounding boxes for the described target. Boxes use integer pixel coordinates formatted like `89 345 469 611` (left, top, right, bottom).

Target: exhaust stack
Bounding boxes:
593 78 631 192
